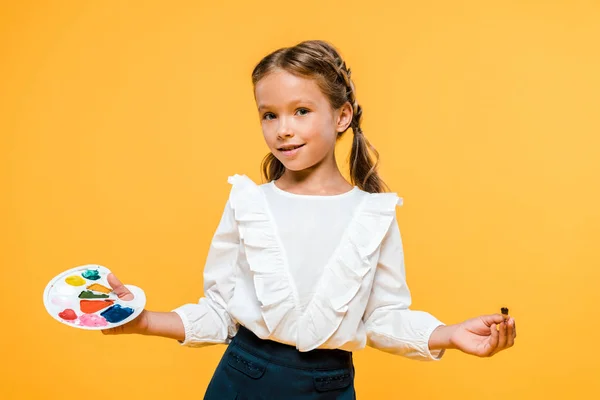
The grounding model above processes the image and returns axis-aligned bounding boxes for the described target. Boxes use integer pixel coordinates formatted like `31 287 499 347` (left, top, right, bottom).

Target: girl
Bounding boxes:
104 40 517 399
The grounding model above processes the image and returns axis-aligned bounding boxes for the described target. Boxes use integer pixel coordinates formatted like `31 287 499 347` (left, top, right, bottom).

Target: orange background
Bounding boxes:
1 1 599 399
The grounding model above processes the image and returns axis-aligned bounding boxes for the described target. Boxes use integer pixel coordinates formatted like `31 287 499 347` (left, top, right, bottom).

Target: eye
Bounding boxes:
296 108 310 116
262 112 276 121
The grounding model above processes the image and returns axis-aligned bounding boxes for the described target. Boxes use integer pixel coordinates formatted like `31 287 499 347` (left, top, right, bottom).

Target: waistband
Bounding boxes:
232 325 353 370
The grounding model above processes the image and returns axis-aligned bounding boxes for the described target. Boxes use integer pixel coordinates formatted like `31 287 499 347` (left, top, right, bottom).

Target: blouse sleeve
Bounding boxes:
171 200 239 347
363 214 446 361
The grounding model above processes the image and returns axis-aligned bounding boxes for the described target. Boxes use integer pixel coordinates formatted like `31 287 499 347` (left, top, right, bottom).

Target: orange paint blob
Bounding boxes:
80 300 114 314
86 283 112 294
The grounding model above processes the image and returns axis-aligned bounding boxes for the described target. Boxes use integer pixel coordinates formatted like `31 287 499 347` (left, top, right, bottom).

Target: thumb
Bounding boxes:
107 273 134 301
479 314 505 327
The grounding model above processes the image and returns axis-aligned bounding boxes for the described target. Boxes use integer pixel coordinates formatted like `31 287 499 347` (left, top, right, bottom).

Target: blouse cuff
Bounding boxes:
366 311 447 361
171 305 196 346
423 322 446 360
171 302 232 347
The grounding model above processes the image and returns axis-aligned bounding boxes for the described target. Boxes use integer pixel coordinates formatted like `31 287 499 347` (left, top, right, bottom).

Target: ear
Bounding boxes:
335 102 353 133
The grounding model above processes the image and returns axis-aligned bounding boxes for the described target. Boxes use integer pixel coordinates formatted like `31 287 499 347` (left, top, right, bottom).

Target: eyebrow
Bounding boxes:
258 99 316 111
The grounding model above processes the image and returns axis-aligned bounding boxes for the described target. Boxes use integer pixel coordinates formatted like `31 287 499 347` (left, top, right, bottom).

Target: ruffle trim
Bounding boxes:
227 174 297 336
227 174 401 350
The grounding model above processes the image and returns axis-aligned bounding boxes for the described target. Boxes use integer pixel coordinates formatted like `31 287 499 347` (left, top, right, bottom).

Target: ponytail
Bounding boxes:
348 104 388 193
261 152 285 183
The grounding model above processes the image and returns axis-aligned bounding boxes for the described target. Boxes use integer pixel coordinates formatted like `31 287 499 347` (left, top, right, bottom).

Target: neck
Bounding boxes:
276 154 352 195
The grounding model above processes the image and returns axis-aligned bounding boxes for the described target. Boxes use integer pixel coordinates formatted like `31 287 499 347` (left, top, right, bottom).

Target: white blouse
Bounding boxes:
172 174 445 361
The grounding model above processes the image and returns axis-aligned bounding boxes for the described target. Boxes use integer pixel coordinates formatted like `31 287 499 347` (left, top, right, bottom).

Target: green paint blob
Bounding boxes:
82 270 101 280
78 290 109 299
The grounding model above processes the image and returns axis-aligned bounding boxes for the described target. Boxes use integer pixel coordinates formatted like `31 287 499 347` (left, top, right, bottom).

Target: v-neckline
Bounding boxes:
260 186 370 314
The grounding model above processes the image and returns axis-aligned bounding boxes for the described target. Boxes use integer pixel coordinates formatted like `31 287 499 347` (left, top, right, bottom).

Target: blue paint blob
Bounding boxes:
82 269 101 280
100 304 134 323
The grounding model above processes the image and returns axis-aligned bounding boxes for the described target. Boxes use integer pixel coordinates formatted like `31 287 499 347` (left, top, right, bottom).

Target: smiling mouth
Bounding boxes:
278 144 305 151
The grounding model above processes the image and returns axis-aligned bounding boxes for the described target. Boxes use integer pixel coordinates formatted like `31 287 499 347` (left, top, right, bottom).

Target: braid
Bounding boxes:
337 63 358 114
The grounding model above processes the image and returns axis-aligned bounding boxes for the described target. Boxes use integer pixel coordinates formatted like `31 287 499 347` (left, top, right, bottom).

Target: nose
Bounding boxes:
276 117 295 139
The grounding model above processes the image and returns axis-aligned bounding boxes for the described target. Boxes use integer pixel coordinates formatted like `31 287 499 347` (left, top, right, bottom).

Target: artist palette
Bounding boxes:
43 264 146 330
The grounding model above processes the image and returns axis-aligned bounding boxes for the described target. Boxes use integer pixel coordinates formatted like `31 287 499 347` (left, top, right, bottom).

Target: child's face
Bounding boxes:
254 69 351 174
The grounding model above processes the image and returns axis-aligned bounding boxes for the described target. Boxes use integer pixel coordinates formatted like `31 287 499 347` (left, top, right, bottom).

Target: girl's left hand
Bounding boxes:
450 314 517 357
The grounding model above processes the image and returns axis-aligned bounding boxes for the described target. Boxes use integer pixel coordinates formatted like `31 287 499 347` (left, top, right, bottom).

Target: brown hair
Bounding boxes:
251 40 388 193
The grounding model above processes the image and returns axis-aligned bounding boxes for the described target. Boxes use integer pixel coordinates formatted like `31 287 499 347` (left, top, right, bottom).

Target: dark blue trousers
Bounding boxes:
204 326 356 399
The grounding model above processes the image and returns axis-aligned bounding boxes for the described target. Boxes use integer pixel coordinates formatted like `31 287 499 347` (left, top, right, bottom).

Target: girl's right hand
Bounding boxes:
101 273 149 335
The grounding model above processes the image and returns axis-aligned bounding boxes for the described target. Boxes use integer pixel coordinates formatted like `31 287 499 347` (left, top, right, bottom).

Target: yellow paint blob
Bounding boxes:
65 276 86 286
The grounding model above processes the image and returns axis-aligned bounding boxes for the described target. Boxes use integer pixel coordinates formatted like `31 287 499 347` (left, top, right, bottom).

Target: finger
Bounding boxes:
103 324 127 335
487 320 500 356
506 318 515 348
495 321 508 354
513 319 517 339
480 313 505 327
107 273 134 301
511 318 517 339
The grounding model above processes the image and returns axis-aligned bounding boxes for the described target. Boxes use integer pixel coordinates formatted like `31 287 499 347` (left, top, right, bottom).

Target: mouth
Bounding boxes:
277 143 305 157
277 144 305 151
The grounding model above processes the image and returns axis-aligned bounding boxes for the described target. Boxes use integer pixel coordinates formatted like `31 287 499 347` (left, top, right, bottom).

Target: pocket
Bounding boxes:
227 344 268 379
313 368 353 392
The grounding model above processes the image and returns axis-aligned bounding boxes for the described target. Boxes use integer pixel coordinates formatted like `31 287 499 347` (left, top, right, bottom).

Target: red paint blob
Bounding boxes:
59 309 77 320
80 300 114 314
